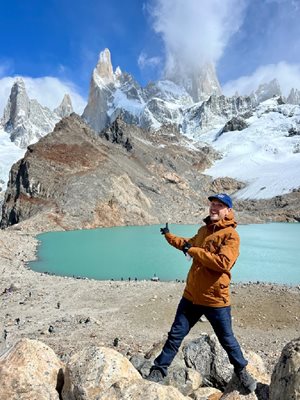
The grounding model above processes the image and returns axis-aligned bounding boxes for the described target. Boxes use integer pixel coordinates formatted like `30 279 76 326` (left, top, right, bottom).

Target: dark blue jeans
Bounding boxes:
153 297 247 376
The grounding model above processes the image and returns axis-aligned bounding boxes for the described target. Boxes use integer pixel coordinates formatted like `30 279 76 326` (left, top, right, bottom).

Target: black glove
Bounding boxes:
182 241 192 255
160 222 169 235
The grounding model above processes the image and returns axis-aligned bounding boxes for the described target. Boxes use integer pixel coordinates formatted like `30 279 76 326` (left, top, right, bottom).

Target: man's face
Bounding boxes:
209 199 230 222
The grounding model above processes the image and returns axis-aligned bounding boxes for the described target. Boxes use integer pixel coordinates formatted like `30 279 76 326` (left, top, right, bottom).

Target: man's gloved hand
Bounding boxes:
182 241 192 255
160 222 169 235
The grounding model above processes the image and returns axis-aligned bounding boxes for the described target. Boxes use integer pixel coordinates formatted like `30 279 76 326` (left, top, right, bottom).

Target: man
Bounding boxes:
147 193 257 393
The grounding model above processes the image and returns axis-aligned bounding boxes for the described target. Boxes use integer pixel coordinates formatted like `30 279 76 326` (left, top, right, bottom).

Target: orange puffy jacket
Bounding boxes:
164 210 240 307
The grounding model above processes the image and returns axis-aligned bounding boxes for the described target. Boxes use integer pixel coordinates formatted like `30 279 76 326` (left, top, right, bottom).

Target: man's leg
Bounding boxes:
205 306 256 392
204 306 247 370
149 297 200 378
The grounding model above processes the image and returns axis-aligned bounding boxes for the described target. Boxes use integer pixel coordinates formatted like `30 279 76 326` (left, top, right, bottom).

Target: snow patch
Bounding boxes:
202 101 300 199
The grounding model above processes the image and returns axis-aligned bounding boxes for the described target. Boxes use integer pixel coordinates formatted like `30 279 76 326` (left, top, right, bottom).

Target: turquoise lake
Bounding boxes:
29 223 300 284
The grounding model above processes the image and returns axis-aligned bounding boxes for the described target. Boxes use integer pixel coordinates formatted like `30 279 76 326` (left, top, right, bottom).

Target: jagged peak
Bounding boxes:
256 78 281 92
250 78 282 104
115 66 122 77
165 61 222 102
9 77 29 98
12 76 26 87
1 77 30 126
94 48 114 85
54 93 74 118
287 88 300 105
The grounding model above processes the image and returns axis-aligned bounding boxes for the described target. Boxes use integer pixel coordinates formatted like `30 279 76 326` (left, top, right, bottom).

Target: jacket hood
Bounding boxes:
203 209 237 229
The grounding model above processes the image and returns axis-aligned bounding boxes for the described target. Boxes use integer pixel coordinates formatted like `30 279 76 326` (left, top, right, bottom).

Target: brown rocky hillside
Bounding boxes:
1 114 299 231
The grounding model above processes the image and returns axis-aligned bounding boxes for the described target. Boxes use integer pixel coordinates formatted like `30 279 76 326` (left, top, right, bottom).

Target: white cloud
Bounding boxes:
0 76 86 117
138 52 161 69
0 60 14 78
222 62 300 97
148 0 247 76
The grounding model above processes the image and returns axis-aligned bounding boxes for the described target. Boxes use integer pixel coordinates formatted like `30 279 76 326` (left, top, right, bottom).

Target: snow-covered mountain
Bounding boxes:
1 78 74 149
164 60 222 102
0 78 74 198
199 98 300 199
82 48 194 133
81 49 300 201
82 49 298 138
1 48 300 204
287 88 300 105
1 78 61 148
0 127 25 196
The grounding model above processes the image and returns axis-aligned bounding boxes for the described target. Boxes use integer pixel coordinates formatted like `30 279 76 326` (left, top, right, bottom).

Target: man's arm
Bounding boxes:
164 232 191 251
187 233 240 273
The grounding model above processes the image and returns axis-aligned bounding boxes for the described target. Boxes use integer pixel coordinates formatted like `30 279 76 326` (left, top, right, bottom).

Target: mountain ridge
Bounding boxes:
1 113 299 230
0 48 300 227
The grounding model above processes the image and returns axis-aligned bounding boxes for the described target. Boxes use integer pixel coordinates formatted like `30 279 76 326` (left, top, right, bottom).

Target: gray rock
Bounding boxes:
130 349 201 396
183 333 233 389
219 116 249 136
269 337 300 400
102 117 133 151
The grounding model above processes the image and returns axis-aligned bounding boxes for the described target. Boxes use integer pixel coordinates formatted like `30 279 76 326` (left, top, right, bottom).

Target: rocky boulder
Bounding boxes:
130 347 202 396
269 337 300 400
131 334 270 397
0 338 64 400
62 345 141 399
184 334 234 389
100 377 190 400
192 387 222 399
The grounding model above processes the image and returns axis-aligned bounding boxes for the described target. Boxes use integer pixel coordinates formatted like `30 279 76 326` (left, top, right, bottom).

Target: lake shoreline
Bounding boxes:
0 227 299 375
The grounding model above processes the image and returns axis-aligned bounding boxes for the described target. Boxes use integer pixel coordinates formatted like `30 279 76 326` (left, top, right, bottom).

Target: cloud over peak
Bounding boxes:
222 62 300 97
148 0 247 77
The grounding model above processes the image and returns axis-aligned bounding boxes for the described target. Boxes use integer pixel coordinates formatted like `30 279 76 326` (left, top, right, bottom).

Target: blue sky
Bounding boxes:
0 0 300 113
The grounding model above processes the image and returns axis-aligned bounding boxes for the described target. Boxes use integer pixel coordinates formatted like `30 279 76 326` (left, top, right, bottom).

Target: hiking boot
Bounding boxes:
236 367 257 392
146 368 164 383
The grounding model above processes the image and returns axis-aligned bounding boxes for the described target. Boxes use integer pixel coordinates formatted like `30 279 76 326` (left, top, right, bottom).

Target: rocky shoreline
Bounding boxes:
0 226 299 375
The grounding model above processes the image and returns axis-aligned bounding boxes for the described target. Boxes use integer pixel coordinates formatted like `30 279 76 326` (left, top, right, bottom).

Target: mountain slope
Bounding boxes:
199 98 300 199
0 114 220 230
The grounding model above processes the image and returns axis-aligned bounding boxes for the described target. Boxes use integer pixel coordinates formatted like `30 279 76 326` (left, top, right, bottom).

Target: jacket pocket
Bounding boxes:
215 283 229 304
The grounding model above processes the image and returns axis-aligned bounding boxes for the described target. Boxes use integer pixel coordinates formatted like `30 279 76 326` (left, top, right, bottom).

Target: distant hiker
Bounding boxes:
146 193 257 393
56 302 61 309
3 329 8 340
